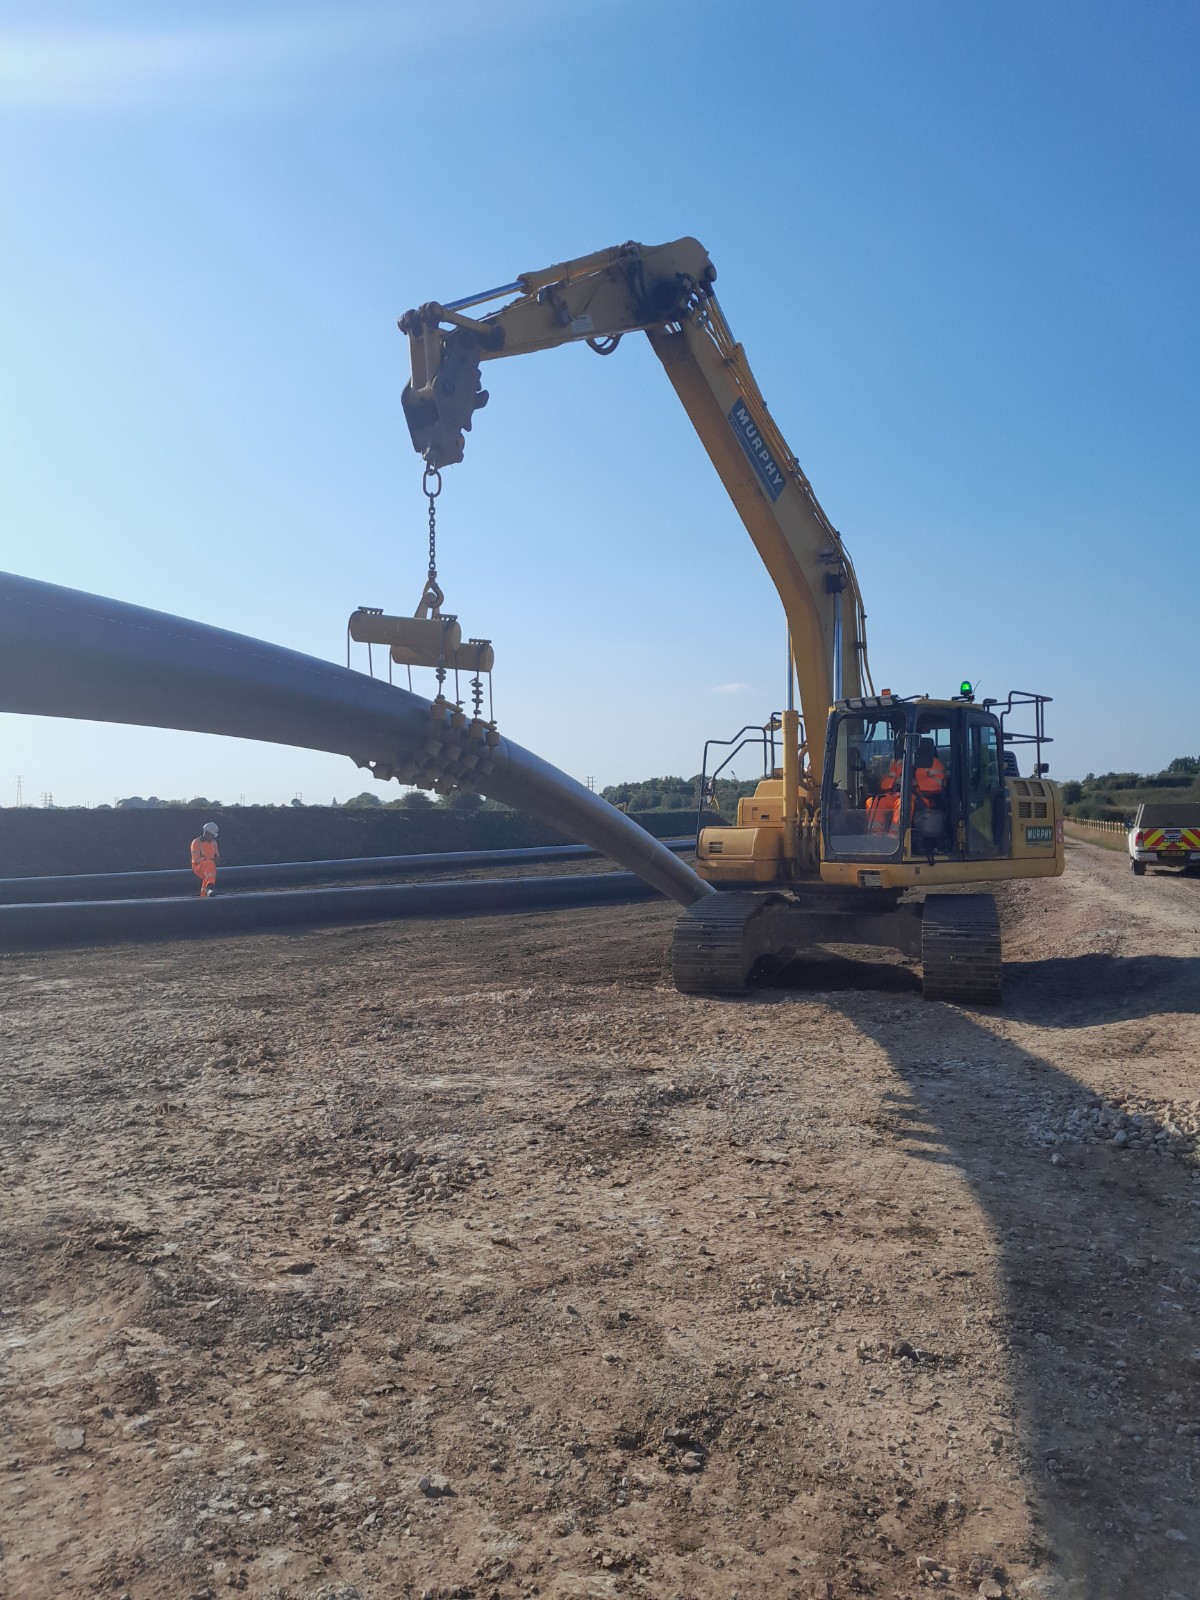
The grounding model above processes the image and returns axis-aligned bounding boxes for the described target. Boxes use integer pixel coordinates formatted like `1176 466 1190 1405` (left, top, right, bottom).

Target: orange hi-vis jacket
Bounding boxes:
868 756 947 833
867 761 903 833
190 836 218 871
190 836 219 894
912 756 947 806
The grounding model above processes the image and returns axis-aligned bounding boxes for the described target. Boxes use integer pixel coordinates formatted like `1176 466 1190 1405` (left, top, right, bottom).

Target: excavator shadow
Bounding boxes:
1002 953 1200 1026
761 950 1200 1019
846 1000 1200 1597
768 948 922 995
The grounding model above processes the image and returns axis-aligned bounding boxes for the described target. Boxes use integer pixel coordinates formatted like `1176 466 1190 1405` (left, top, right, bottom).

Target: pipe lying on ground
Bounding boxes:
0 839 695 906
0 572 714 910
0 871 667 951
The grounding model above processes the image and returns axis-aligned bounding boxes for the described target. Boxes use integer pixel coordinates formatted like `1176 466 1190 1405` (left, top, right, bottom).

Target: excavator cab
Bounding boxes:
695 688 1059 895
819 689 1061 890
822 698 1006 872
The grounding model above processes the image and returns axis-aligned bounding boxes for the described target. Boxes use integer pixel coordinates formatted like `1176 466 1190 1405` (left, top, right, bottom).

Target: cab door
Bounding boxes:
964 713 1008 858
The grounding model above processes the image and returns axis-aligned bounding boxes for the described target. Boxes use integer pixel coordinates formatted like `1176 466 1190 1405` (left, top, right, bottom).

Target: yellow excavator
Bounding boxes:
399 238 1063 1001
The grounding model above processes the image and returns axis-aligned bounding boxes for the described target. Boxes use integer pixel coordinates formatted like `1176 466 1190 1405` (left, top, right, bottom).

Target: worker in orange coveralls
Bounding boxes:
867 740 907 834
190 821 220 897
868 738 947 835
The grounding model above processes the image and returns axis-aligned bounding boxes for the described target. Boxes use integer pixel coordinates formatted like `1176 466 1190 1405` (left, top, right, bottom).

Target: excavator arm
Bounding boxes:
399 237 873 783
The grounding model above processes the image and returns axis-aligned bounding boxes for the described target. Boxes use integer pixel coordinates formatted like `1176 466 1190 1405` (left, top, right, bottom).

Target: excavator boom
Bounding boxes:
399 237 872 780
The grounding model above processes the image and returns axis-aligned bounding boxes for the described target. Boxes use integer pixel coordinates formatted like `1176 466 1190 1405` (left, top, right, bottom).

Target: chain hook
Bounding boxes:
414 575 444 620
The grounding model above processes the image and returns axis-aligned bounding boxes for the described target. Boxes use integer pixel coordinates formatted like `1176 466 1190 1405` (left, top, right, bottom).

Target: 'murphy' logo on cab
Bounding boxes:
728 400 786 502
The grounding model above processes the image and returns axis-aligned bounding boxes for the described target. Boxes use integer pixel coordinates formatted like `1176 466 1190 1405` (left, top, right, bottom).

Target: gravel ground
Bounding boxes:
1 839 1198 1600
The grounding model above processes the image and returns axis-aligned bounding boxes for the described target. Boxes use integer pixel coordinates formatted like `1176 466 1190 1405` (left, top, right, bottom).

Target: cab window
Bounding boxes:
910 714 953 857
826 712 906 857
966 715 1005 857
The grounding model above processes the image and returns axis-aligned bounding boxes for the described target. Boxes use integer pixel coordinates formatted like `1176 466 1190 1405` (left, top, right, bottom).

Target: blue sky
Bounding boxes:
1 0 1197 807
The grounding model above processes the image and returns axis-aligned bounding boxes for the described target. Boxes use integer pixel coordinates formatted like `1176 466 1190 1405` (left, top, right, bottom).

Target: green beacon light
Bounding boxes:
959 680 975 701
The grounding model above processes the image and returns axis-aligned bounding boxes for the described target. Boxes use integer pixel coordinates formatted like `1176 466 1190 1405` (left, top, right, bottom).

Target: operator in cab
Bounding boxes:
868 735 946 836
912 736 947 812
866 735 906 834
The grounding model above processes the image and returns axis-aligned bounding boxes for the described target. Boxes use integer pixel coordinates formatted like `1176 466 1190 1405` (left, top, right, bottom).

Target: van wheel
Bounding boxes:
1130 859 1146 876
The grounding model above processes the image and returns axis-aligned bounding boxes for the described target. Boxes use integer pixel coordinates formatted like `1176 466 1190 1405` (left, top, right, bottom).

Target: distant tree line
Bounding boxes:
601 774 759 822
337 789 492 812
111 795 221 809
1060 756 1200 820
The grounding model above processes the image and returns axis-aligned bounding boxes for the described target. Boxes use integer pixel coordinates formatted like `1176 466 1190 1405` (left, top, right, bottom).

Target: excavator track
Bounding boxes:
920 893 1002 1005
671 889 1002 1003
669 892 792 996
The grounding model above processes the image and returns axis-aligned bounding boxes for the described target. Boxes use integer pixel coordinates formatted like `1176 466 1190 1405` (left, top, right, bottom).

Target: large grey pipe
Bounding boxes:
0 573 713 908
0 839 696 905
0 871 670 950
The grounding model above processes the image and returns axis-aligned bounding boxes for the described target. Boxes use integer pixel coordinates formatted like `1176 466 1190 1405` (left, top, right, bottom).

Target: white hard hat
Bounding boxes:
203 822 219 837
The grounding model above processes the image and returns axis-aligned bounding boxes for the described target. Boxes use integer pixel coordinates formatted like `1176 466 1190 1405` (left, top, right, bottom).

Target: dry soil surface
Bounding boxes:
2 841 1199 1600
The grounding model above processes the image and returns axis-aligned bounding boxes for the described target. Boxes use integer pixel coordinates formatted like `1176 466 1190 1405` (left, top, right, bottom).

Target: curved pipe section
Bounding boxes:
0 839 696 906
0 573 713 909
0 871 666 951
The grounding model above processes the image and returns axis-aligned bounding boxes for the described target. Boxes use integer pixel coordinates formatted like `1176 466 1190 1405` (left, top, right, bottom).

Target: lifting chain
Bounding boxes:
423 464 442 586
419 465 449 697
410 463 492 721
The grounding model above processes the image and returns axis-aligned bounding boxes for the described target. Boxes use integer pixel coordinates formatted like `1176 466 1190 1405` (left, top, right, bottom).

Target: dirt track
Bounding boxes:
2 841 1198 1600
